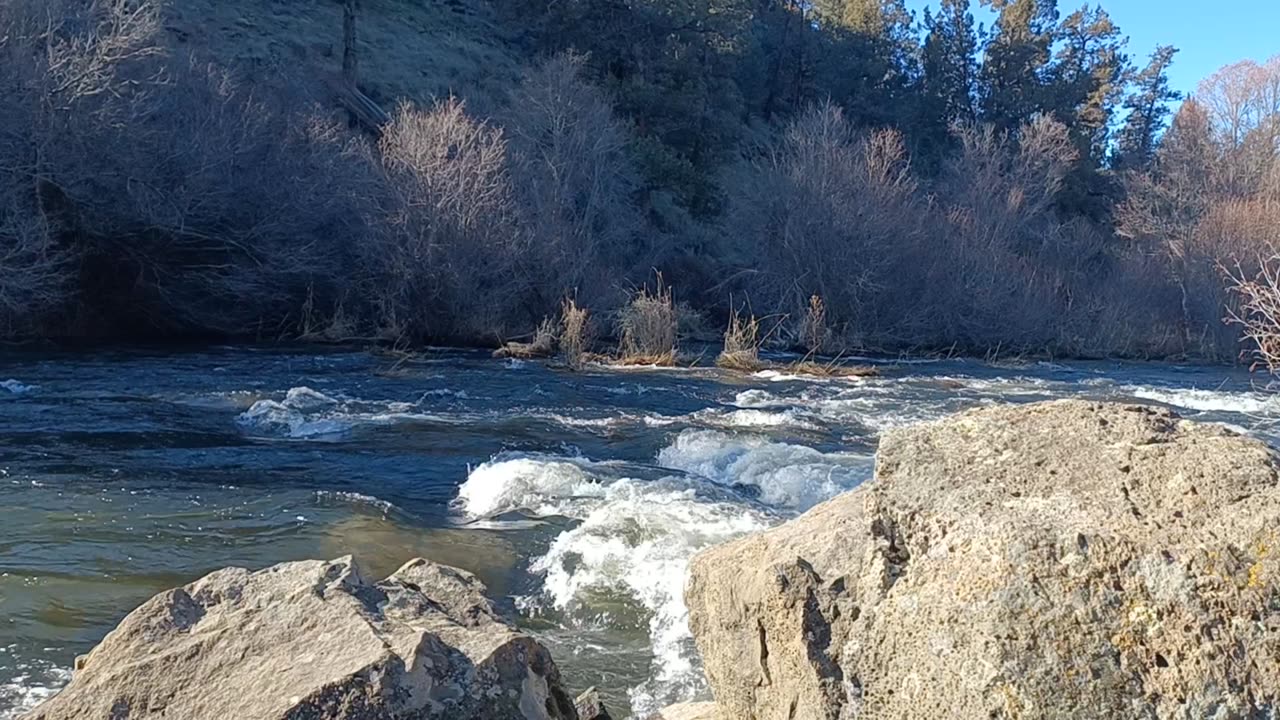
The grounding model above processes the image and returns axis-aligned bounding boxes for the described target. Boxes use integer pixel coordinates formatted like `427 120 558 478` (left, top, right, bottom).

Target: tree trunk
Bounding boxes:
1176 252 1193 355
342 0 358 88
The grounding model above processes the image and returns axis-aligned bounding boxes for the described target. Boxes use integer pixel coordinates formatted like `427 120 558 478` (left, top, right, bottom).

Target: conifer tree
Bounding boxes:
1112 46 1180 171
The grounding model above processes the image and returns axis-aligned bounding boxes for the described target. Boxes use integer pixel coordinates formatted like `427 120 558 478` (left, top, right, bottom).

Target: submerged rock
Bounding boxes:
28 557 577 720
686 400 1280 719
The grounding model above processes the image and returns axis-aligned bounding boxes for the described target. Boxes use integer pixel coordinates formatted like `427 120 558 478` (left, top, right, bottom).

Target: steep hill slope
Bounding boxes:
160 0 523 110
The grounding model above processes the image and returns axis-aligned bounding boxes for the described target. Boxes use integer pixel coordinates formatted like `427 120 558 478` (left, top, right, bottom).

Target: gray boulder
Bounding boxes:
686 400 1280 719
28 556 577 720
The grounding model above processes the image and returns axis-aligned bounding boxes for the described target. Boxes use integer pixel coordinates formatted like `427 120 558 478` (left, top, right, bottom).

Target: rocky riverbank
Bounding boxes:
24 400 1280 719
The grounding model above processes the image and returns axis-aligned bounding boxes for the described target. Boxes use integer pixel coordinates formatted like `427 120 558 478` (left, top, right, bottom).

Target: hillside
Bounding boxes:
161 0 523 110
1 0 1278 362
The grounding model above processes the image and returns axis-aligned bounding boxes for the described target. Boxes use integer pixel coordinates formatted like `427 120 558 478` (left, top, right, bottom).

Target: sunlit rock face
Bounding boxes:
26 556 577 720
687 400 1280 720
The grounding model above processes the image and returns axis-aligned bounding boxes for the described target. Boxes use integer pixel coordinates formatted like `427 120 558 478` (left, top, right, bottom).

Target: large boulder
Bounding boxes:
686 400 1280 720
28 556 578 720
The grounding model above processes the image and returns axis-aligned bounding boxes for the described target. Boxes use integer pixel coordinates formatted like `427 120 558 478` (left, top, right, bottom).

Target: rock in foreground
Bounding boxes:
687 400 1280 719
29 557 577 720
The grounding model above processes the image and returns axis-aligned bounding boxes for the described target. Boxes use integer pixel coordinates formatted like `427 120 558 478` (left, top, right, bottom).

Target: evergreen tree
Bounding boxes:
978 0 1059 133
742 0 818 121
815 0 920 80
922 0 979 124
1048 5 1129 164
1112 46 1180 171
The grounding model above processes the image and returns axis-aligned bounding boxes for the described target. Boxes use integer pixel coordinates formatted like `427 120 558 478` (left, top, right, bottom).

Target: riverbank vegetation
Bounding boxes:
1 0 1278 362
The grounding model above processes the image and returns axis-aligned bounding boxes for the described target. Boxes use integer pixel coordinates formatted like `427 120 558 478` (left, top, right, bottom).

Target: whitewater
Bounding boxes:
1 347 1277 718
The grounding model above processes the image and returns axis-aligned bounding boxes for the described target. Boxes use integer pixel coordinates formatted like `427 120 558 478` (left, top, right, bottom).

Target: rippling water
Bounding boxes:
0 347 1275 718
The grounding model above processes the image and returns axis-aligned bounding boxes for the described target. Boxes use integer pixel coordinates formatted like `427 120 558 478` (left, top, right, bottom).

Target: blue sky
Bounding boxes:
906 0 1280 96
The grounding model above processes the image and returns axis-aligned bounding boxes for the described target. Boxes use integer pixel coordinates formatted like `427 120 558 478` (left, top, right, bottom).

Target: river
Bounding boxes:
0 347 1275 718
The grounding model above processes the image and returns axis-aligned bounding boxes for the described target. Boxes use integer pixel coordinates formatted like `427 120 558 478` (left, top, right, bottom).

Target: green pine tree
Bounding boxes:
1112 45 1180 171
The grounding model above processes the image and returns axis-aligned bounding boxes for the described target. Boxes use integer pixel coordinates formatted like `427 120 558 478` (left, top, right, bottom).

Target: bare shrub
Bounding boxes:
0 0 382 337
80 65 379 335
1228 254 1280 371
0 194 69 334
502 54 642 314
717 307 764 371
723 102 922 343
920 116 1080 351
1189 197 1280 358
618 274 677 365
559 298 591 370
0 0 162 334
376 98 521 341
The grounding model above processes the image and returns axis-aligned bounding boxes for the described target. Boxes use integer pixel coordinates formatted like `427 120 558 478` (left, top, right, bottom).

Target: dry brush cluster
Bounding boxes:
0 3 645 343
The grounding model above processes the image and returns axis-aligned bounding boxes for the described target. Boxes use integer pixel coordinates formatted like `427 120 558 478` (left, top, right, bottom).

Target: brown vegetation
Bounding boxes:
493 318 557 359
716 308 765 371
781 360 879 379
1228 256 1280 372
798 295 831 356
558 299 591 370
617 275 678 366
2 0 1277 367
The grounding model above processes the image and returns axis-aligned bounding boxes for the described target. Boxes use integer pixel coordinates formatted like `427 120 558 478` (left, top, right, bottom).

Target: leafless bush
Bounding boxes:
502 54 642 314
717 307 764 371
1228 254 1280 371
618 274 677 365
559 298 591 370
375 98 521 341
0 193 69 334
915 116 1081 351
0 0 383 337
724 103 920 336
80 63 379 335
0 0 162 333
723 106 1096 355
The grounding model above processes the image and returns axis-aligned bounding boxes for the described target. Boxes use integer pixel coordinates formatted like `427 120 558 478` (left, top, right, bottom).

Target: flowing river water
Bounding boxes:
1 347 1277 718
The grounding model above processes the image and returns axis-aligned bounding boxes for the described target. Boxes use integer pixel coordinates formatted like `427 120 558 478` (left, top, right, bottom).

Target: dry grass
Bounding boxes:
618 274 677 366
799 294 831 354
784 360 879 378
162 0 520 109
717 307 766 371
559 298 590 370
493 317 556 359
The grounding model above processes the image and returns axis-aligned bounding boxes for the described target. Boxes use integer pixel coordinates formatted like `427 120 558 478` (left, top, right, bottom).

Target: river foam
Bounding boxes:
1127 386 1280 414
0 380 36 395
454 424 874 715
0 660 69 719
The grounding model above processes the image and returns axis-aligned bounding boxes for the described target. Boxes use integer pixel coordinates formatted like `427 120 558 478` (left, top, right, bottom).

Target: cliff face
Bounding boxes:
159 0 521 109
685 400 1280 719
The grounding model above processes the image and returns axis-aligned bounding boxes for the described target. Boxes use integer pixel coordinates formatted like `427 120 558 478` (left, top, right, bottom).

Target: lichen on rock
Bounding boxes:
686 400 1280 720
